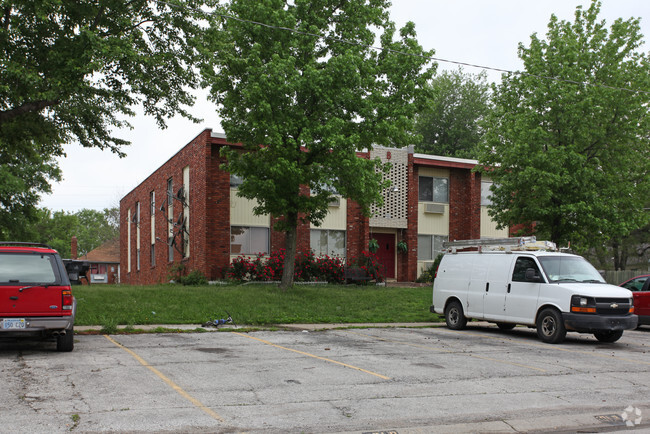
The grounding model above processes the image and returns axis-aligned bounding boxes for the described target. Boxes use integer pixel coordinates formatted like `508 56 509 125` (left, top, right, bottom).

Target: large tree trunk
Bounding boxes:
279 213 298 290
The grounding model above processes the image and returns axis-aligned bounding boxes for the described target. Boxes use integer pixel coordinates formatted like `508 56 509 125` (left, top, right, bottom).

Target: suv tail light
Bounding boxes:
62 289 73 310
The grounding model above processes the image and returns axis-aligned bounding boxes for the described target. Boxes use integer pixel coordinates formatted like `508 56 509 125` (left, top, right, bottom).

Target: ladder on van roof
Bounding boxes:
443 236 557 253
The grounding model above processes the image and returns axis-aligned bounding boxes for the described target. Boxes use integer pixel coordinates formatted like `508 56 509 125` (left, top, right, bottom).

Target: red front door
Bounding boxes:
374 233 395 279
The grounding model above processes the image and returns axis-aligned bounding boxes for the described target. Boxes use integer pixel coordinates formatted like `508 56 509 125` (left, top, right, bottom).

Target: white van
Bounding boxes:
431 237 638 343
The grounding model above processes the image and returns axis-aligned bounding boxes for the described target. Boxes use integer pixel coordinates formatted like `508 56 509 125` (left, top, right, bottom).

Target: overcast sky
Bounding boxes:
39 0 650 213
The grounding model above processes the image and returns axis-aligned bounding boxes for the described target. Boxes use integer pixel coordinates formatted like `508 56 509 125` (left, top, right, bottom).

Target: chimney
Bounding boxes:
71 236 78 259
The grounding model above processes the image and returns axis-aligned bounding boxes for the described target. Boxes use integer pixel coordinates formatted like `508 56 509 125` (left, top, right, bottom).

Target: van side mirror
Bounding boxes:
525 268 541 282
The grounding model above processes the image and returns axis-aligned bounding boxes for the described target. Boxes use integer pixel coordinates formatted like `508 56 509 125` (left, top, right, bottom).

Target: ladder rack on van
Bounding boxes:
443 236 557 253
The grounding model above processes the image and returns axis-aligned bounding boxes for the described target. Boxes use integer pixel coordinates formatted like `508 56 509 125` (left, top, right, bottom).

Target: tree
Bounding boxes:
477 0 650 249
199 0 434 288
415 68 491 158
0 207 119 258
0 0 211 232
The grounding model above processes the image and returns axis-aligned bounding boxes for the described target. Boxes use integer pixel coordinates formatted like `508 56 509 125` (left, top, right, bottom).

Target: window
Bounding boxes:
0 253 57 284
417 234 448 260
150 191 155 215
418 176 449 203
310 230 345 257
230 227 269 255
621 276 648 292
135 202 140 271
230 173 244 187
481 181 493 206
512 257 540 282
167 178 174 262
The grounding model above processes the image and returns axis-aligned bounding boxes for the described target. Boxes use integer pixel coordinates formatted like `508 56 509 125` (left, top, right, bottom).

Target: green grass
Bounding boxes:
72 283 441 326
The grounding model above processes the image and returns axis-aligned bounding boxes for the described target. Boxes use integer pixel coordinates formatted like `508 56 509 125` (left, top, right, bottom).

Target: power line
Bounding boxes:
159 0 650 95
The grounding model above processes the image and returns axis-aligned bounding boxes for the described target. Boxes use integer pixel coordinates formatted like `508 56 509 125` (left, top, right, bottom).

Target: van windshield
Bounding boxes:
538 256 605 283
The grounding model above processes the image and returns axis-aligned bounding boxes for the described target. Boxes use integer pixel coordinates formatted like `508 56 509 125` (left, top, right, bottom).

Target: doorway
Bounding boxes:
373 233 395 279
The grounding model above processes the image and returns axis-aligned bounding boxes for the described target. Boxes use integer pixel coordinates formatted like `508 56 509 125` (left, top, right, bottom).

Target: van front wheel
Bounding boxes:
445 300 467 330
536 308 566 344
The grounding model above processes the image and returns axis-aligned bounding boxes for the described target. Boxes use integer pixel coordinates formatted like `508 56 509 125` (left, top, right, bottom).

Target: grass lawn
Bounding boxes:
72 283 441 327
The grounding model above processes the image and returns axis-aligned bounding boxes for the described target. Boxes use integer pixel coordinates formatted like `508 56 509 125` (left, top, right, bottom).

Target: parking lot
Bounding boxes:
1 324 649 433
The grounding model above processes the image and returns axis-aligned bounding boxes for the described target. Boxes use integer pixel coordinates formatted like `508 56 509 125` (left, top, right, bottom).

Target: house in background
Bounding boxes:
119 129 508 285
71 236 120 284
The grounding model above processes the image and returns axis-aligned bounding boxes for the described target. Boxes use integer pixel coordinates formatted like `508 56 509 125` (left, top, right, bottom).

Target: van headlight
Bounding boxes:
570 295 596 313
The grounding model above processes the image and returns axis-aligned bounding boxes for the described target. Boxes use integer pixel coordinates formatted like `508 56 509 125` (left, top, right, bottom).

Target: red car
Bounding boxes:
0 242 76 351
620 274 650 327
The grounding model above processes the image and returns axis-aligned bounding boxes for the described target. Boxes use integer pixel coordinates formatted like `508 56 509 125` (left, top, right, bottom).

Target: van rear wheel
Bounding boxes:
594 330 623 343
444 300 467 330
536 308 566 344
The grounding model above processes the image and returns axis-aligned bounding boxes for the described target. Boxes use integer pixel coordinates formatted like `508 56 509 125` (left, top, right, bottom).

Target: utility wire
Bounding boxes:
159 0 650 95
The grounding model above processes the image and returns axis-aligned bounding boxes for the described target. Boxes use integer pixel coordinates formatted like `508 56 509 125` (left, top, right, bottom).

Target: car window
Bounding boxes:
622 277 647 292
0 253 58 284
512 257 541 282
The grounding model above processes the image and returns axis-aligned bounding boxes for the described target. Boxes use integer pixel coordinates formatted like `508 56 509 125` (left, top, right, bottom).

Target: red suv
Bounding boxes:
619 274 650 328
0 242 76 351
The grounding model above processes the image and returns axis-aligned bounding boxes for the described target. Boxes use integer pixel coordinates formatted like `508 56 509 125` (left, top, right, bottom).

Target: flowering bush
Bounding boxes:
227 249 384 284
227 249 346 283
347 251 385 283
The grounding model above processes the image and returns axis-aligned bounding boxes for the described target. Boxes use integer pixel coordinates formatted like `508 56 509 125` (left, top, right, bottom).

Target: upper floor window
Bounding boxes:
230 173 244 188
481 181 493 206
418 176 448 203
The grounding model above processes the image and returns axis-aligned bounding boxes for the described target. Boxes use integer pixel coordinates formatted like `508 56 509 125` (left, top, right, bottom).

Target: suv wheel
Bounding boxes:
536 308 566 344
57 328 74 352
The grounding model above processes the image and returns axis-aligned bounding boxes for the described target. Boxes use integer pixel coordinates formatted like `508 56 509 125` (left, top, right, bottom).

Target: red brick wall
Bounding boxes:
449 169 481 242
397 153 418 282
120 129 231 284
346 199 369 260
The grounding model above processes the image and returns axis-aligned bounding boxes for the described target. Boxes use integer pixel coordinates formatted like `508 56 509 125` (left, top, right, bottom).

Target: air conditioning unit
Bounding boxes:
424 203 444 214
329 197 341 207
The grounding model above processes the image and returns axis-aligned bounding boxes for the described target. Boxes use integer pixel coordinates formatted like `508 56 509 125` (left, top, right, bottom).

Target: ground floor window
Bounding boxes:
310 229 346 258
231 226 269 255
418 234 448 260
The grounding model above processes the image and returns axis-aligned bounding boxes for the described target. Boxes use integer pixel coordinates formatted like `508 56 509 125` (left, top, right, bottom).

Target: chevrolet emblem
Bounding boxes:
610 303 619 309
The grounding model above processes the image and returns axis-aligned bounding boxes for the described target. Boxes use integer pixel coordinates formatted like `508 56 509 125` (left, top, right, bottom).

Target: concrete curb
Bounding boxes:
74 322 448 333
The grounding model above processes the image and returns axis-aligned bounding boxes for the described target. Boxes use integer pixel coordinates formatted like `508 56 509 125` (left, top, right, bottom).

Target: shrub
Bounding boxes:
347 251 384 283
226 249 346 283
181 270 208 286
416 253 444 283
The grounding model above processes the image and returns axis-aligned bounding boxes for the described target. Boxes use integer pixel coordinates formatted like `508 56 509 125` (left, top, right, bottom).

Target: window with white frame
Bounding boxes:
310 229 345 257
417 234 448 261
230 226 269 255
481 181 493 206
418 176 449 203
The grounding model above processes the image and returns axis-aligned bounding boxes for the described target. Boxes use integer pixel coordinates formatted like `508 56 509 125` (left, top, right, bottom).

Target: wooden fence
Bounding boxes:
603 270 648 285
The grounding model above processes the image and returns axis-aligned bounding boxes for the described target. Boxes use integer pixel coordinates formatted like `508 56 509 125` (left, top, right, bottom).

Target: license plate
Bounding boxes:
1 319 26 330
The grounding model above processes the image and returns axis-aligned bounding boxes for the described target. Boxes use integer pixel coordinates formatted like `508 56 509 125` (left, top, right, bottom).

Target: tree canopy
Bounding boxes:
0 207 119 258
199 0 434 287
477 0 650 249
415 69 491 159
0 0 211 233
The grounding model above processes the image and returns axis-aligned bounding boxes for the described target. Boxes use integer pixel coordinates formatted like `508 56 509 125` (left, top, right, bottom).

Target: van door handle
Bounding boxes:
507 283 511 293
485 282 489 292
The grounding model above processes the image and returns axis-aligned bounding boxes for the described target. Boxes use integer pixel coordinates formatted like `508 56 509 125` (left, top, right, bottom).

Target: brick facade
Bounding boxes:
120 129 488 285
